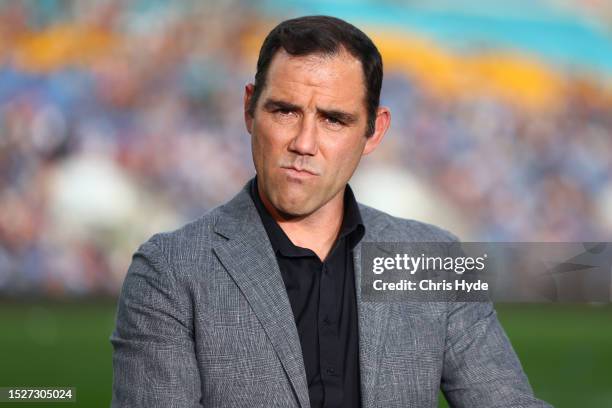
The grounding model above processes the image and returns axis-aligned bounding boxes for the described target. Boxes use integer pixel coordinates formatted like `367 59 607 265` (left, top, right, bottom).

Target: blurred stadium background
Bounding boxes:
0 0 611 406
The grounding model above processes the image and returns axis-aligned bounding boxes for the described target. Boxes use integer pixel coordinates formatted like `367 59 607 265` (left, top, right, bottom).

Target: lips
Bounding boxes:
282 166 319 178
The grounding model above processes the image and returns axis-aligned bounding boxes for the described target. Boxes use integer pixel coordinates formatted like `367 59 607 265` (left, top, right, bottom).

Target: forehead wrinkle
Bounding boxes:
267 69 360 104
262 49 366 117
269 48 363 85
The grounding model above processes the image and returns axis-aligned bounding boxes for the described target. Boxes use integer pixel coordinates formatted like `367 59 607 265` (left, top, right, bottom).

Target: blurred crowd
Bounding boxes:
0 1 611 296
383 73 612 241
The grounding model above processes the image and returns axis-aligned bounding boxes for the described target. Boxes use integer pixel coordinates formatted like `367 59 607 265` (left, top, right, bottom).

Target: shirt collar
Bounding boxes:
249 176 365 258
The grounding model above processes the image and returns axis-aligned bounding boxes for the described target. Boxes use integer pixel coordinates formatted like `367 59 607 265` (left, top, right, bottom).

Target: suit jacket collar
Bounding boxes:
212 179 390 408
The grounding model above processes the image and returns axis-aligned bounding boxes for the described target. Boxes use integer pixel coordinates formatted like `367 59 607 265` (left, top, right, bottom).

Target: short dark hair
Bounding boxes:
247 15 383 137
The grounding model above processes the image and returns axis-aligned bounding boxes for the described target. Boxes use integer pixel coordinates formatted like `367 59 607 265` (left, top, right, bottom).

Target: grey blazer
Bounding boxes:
110 180 551 407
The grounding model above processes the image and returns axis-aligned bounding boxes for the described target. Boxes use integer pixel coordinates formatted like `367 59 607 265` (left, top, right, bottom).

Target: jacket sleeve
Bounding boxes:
110 237 203 407
441 300 552 408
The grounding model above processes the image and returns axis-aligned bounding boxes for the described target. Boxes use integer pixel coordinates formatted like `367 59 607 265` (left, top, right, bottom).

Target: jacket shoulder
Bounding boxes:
358 202 459 243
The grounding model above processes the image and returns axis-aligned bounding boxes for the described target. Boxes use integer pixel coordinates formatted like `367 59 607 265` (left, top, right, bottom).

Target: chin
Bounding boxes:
275 202 310 218
273 196 316 218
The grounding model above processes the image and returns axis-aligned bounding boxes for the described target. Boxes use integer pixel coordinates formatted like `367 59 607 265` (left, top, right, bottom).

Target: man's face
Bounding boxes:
244 48 383 218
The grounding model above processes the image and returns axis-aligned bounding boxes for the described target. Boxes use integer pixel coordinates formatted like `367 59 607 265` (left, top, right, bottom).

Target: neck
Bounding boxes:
258 185 345 261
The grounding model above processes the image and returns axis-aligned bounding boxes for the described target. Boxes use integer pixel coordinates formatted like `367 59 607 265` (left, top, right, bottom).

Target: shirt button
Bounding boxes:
323 316 331 325
325 368 336 375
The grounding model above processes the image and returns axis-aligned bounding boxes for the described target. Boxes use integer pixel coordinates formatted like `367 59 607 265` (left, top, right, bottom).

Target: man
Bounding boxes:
111 16 551 408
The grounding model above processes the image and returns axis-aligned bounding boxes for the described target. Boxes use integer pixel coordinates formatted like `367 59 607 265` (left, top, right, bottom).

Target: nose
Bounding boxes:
288 114 318 156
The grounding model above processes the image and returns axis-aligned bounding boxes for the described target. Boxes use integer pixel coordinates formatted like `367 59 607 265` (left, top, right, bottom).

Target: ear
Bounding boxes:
363 106 391 156
244 83 255 134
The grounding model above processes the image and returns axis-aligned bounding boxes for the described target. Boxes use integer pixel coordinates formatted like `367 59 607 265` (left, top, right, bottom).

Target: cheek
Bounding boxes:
252 122 286 174
325 138 365 175
253 119 287 151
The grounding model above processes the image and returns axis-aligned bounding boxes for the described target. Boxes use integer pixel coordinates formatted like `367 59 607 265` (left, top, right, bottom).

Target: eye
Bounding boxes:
271 108 298 123
323 116 345 129
275 108 294 116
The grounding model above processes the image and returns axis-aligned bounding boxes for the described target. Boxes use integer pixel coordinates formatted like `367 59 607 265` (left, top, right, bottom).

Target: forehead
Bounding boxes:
262 48 367 111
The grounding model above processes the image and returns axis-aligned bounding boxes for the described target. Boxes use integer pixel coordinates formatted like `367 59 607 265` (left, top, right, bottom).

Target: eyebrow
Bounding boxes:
262 99 301 112
262 98 359 125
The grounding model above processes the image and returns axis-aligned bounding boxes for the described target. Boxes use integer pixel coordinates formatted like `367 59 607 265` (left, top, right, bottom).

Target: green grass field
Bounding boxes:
1 302 611 407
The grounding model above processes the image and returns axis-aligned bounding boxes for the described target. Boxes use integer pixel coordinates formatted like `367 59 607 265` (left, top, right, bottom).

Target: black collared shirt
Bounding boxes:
249 176 364 408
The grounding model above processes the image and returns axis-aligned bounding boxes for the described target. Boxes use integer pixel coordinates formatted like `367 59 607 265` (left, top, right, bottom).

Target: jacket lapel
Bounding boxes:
212 183 310 408
353 215 392 408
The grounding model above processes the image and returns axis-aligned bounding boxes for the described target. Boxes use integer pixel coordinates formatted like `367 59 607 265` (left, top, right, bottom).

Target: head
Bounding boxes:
244 15 391 218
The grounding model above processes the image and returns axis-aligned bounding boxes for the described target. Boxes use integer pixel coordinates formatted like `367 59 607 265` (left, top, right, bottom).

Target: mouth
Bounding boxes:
281 166 319 178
